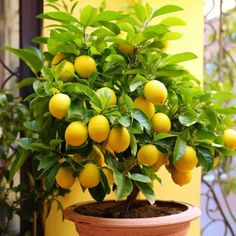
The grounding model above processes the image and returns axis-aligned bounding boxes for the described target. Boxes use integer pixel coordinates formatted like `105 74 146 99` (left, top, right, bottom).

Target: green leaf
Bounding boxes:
118 116 131 127
135 3 146 22
179 109 198 127
129 173 151 183
132 109 151 131
36 152 58 172
159 52 197 68
202 107 218 129
23 121 41 132
144 25 169 36
37 11 78 23
173 137 186 163
96 10 126 21
18 138 50 151
162 32 183 41
3 46 42 74
15 77 35 89
89 182 107 202
141 166 162 184
80 5 98 27
47 38 78 55
197 146 213 171
152 5 183 18
32 36 49 44
153 133 177 141
44 164 59 191
130 134 138 156
130 74 148 92
160 17 186 26
98 21 120 34
114 171 133 200
9 149 31 182
135 182 155 204
215 107 236 114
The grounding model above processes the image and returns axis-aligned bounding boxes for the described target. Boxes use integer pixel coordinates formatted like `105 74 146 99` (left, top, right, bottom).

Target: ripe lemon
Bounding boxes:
88 145 106 167
171 169 192 186
96 87 117 106
151 153 168 172
51 52 64 68
224 129 236 149
55 167 76 189
174 146 198 172
107 127 130 153
101 141 116 157
102 168 114 185
151 113 171 133
144 80 167 104
79 163 100 188
88 115 110 143
116 32 134 55
137 144 159 167
55 61 75 82
213 156 220 168
49 93 71 119
133 97 155 119
65 121 88 147
74 55 96 78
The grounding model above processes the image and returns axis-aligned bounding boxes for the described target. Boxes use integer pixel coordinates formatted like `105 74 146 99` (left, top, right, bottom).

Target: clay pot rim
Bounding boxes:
63 200 201 228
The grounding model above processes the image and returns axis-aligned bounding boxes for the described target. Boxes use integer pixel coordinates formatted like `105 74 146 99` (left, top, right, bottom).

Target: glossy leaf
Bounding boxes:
173 137 186 163
80 5 98 27
152 5 183 18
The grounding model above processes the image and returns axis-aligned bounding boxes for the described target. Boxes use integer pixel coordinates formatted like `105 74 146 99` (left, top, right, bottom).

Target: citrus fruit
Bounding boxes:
133 97 155 119
213 156 220 168
144 80 167 104
88 145 106 167
107 127 130 153
101 141 116 157
88 115 110 143
96 87 117 106
55 167 76 189
171 169 192 186
48 93 71 119
51 52 64 68
137 144 159 167
55 61 75 82
224 129 236 149
102 168 114 185
65 121 88 147
174 146 198 172
151 153 168 172
151 113 171 133
116 32 134 55
74 55 96 78
79 163 100 188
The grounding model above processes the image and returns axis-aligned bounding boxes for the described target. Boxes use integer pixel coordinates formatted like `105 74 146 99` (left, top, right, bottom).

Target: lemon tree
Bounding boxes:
7 2 236 208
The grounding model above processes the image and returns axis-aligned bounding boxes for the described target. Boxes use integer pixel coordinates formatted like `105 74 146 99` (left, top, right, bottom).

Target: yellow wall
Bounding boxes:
44 1 203 236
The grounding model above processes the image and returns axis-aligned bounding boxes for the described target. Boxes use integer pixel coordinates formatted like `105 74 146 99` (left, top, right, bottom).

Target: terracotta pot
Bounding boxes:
64 200 200 236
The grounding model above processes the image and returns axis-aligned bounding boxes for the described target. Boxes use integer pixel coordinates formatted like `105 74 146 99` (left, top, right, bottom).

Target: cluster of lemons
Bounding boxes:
48 40 236 190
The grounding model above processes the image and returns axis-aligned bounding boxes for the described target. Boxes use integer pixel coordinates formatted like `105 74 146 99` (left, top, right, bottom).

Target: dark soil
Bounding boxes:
75 200 187 219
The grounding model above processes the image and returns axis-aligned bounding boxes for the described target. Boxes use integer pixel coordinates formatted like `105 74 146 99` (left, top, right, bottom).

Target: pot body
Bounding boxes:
64 200 201 236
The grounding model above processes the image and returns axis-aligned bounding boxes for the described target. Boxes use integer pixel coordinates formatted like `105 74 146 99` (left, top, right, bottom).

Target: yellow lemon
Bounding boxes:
55 167 76 189
133 97 155 119
88 115 110 143
107 127 130 153
137 144 159 167
171 169 192 186
174 146 198 172
151 153 168 172
79 163 100 188
51 52 64 68
74 55 96 78
116 32 134 55
48 93 71 119
144 80 167 104
102 168 114 186
224 129 236 149
96 87 117 106
55 61 75 82
65 121 88 147
151 113 171 133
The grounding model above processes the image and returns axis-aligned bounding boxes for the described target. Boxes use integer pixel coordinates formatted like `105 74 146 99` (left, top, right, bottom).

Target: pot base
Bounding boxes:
64 200 200 236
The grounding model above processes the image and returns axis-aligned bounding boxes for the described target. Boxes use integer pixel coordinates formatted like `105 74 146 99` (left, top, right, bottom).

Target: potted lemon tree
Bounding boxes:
5 1 236 235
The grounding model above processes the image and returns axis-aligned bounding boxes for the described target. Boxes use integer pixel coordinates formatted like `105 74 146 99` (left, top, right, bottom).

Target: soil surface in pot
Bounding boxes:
75 200 187 218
